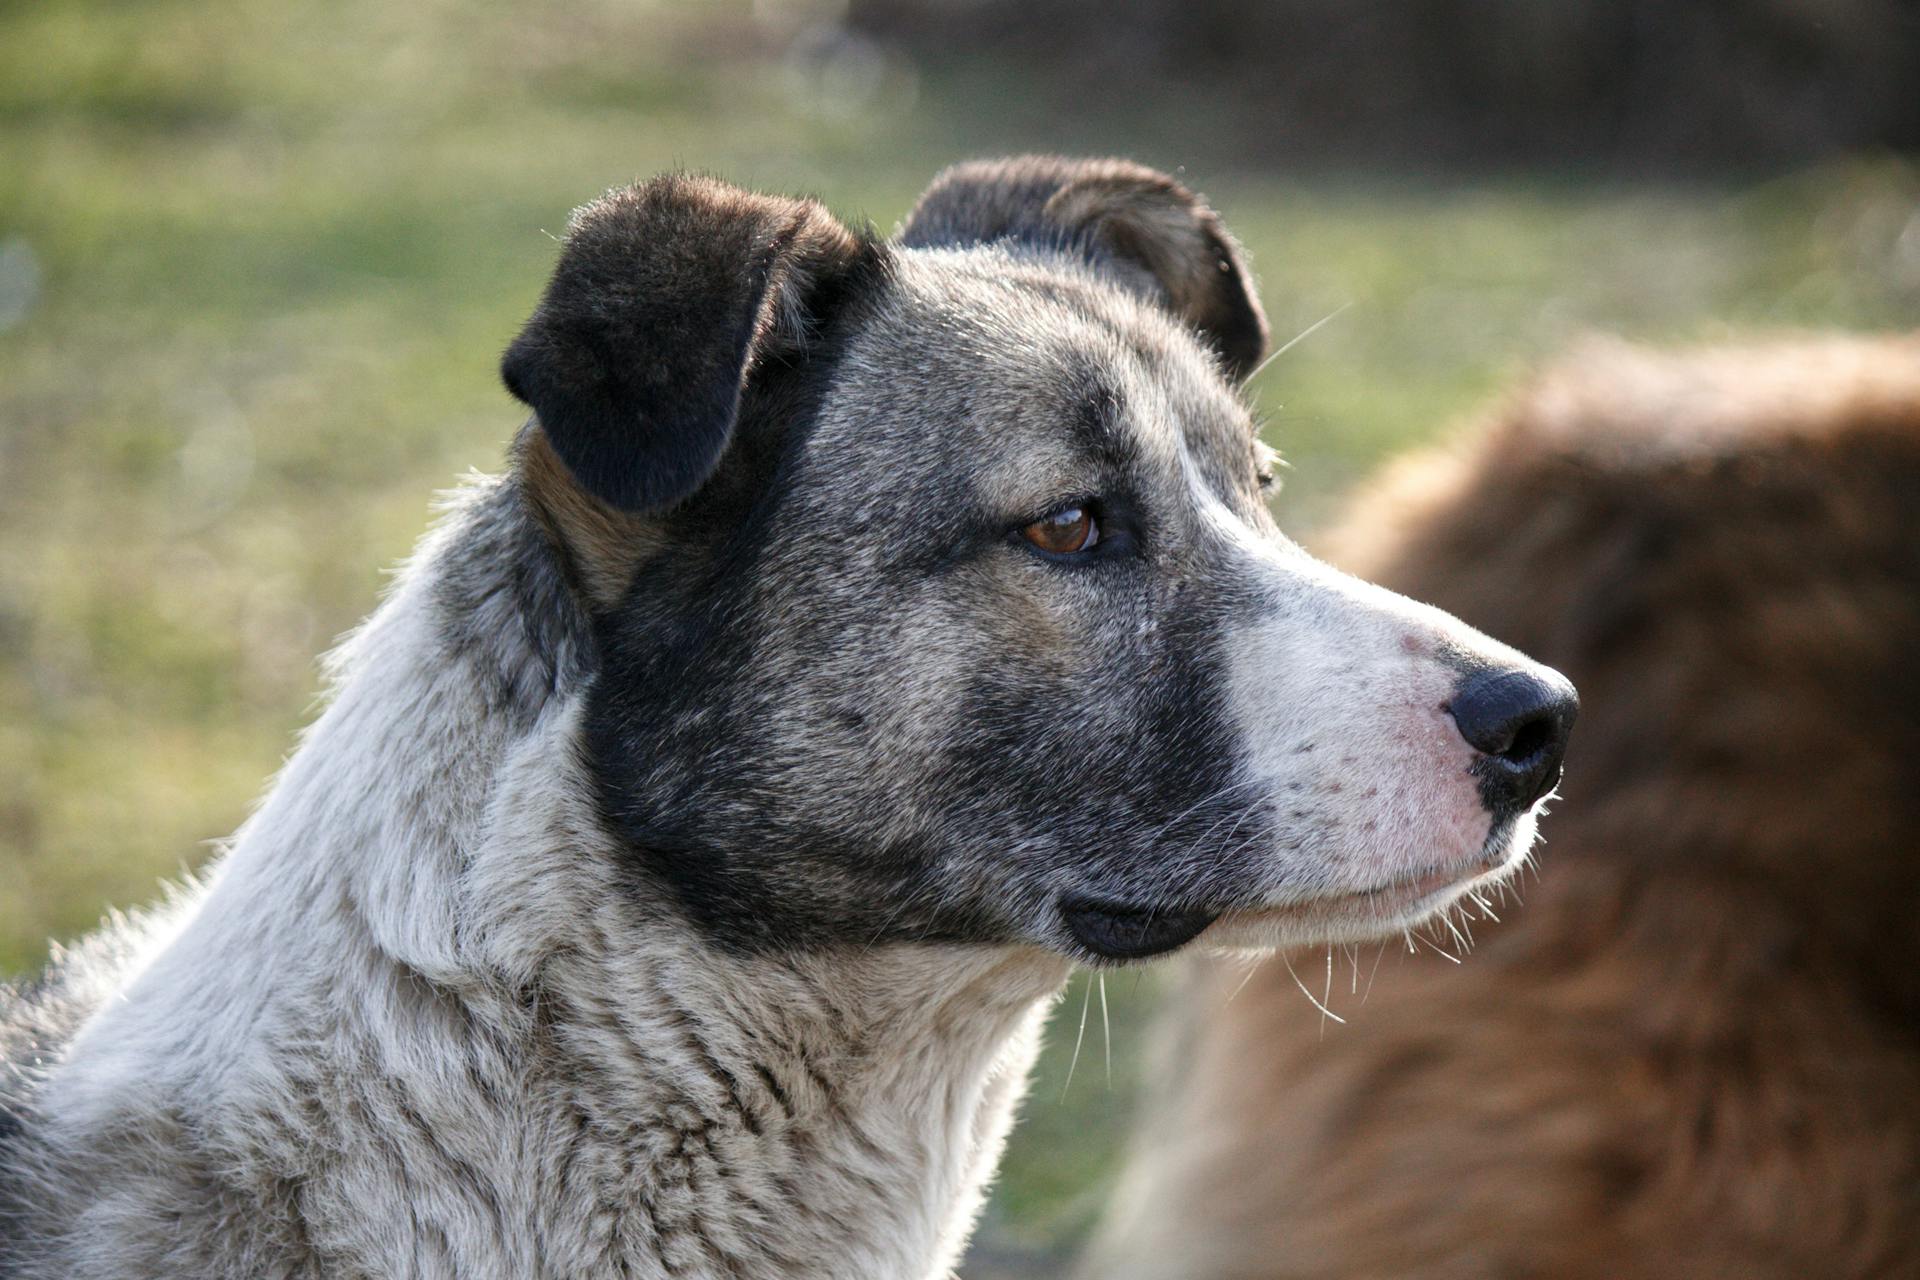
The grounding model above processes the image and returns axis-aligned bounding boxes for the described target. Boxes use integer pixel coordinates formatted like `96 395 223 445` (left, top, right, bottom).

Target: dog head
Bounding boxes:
502 158 1576 963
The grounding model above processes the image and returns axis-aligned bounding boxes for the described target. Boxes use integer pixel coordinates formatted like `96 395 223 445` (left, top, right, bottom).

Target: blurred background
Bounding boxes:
1 0 1915 1271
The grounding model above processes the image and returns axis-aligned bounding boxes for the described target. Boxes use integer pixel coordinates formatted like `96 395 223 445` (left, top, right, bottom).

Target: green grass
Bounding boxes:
3 0 1915 1259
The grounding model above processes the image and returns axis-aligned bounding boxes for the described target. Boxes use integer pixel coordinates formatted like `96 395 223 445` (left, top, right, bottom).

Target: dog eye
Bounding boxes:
1021 505 1100 556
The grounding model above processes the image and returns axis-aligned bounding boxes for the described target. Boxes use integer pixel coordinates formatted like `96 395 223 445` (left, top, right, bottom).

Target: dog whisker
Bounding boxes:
1062 972 1094 1101
1361 941 1387 1005
1224 957 1267 1006
1246 302 1353 383
1281 949 1347 1026
1443 910 1473 953
1320 946 1336 1038
1098 972 1112 1092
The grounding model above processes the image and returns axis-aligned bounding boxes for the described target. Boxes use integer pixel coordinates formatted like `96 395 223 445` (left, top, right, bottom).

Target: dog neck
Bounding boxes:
18 477 1069 1280
447 684 1071 1280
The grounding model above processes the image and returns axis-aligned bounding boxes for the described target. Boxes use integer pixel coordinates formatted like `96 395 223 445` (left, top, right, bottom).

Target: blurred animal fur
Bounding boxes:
0 157 1575 1279
1082 332 1920 1280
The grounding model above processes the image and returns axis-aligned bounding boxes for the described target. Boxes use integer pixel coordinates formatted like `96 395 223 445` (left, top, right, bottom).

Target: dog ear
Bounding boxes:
503 174 871 514
899 156 1269 381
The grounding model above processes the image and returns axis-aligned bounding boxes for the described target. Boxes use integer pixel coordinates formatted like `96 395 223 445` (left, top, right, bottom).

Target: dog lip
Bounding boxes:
1227 854 1509 927
1058 896 1221 961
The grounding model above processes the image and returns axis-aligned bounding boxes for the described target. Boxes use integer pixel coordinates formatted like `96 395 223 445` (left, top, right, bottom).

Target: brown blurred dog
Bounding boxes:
1082 333 1920 1280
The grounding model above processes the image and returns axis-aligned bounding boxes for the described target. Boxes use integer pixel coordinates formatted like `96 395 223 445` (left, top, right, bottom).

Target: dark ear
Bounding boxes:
899 156 1269 381
503 175 871 513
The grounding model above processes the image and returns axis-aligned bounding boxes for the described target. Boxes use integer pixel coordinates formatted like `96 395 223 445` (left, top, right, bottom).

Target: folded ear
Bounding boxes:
503 175 872 513
899 156 1269 381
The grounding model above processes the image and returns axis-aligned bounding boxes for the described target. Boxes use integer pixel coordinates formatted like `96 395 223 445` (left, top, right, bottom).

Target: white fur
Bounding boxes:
1183 444 1541 949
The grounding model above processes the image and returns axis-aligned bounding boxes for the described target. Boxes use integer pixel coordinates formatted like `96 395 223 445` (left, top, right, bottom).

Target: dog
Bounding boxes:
0 156 1575 1279
1080 332 1920 1280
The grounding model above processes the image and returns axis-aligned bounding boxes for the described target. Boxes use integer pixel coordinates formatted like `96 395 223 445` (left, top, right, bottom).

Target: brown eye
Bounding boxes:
1022 505 1100 555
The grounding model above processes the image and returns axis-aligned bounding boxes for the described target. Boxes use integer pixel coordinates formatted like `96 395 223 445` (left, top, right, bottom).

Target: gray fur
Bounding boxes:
0 158 1572 1278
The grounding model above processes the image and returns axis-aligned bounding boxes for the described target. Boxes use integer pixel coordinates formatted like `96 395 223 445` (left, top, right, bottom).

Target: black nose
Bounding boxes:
1448 666 1578 813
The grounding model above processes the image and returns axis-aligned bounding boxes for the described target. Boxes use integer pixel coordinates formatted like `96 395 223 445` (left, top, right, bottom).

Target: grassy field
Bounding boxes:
4 0 1916 1260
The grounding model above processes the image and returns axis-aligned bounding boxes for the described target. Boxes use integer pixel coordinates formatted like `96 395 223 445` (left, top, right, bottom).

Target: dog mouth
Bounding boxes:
1061 827 1523 962
1220 863 1489 931
1060 875 1454 962
1058 896 1221 961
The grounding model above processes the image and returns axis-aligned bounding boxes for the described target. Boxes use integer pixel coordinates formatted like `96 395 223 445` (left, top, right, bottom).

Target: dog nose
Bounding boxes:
1448 666 1578 813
